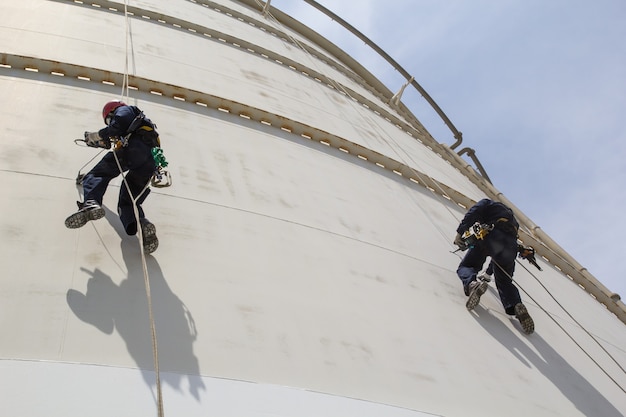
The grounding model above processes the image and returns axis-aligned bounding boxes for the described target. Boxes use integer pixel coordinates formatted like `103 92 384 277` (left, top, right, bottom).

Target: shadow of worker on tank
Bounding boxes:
471 302 622 417
66 207 205 401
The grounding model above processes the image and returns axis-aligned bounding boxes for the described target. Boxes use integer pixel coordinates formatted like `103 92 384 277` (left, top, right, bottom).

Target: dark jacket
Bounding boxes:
98 105 159 147
457 199 519 236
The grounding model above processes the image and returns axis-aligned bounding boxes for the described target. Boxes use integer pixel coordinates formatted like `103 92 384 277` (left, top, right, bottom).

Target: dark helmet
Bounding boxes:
102 100 126 124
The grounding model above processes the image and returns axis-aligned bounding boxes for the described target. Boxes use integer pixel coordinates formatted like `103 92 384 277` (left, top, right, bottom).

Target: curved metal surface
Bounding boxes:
240 0 626 322
0 1 625 417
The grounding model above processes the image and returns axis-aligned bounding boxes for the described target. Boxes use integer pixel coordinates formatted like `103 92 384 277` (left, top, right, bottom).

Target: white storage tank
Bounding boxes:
0 1 624 416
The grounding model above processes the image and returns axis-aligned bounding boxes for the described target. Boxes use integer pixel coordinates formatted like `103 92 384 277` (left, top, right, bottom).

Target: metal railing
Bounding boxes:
238 0 626 322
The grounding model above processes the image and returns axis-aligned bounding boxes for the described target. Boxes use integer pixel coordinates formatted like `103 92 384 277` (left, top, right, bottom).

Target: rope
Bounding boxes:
119 1 165 415
72 137 166 416
260 2 626 395
74 145 105 199
121 0 130 100
113 150 165 415
492 257 626 394
258 3 461 247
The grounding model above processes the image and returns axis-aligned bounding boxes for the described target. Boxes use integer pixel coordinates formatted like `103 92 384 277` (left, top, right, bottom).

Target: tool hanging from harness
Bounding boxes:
117 111 172 188
518 244 542 270
460 222 494 249
151 147 171 188
74 110 172 188
458 222 542 270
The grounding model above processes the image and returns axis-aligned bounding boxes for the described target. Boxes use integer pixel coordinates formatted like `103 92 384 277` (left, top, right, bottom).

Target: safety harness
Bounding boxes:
114 111 172 188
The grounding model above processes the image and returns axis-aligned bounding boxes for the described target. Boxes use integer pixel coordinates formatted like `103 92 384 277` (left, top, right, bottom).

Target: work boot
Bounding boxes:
140 219 159 254
65 200 105 229
465 280 488 310
514 303 535 334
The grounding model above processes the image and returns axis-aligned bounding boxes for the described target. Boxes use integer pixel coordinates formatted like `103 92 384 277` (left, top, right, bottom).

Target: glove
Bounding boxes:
84 131 111 149
454 233 467 250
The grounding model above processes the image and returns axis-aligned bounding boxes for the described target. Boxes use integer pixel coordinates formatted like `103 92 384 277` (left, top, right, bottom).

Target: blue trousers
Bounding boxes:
82 138 155 235
457 228 522 315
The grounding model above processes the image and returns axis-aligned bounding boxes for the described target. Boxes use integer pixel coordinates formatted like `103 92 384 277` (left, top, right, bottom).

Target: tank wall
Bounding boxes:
2 0 484 200
0 1 625 417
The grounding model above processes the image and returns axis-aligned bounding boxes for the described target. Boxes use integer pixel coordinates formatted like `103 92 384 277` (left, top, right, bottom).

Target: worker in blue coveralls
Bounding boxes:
65 100 160 254
453 198 534 334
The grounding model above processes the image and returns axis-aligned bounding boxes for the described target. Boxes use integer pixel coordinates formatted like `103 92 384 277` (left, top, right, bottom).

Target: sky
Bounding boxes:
273 0 626 299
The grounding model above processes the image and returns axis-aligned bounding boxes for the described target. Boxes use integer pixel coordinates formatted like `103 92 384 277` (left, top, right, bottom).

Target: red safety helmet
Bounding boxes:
102 100 126 124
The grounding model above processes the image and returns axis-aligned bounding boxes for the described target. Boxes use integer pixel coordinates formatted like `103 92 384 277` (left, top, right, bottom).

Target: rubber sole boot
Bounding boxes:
65 202 105 229
141 220 159 254
466 280 488 310
514 303 535 334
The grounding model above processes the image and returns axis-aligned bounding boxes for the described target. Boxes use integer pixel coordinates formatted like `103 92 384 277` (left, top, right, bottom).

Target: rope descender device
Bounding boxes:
151 147 172 188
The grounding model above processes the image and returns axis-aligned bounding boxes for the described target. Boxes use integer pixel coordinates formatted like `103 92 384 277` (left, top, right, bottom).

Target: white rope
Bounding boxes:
494 257 626 394
260 2 626 393
260 4 461 246
113 150 165 415
74 147 105 199
121 0 130 101
119 1 165 415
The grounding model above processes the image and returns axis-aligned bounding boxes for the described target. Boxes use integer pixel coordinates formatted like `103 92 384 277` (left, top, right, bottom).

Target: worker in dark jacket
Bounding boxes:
454 199 534 334
65 100 159 254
